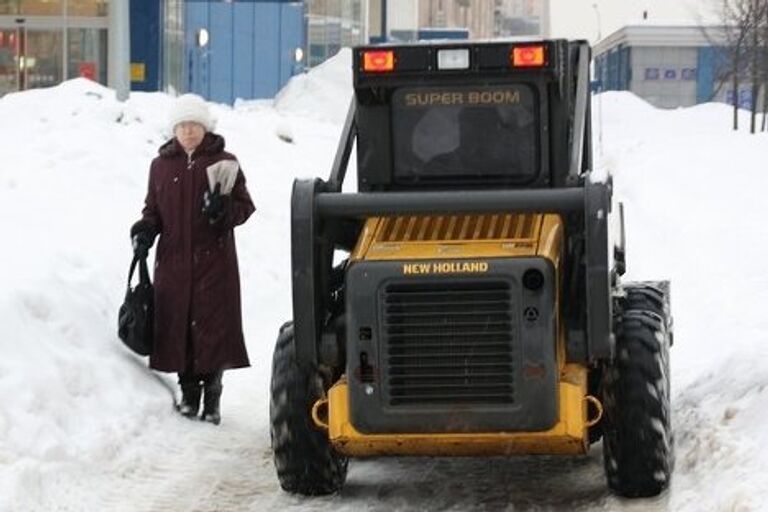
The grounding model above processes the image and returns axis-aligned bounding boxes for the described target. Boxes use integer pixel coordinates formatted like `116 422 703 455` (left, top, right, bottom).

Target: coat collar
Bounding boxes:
158 132 225 159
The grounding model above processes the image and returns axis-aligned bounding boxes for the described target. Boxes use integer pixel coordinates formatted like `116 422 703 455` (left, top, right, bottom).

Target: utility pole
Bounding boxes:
108 0 131 101
381 0 388 42
592 3 602 42
592 3 604 158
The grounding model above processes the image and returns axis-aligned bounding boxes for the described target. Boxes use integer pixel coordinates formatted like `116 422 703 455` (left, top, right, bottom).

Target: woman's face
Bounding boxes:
174 122 206 153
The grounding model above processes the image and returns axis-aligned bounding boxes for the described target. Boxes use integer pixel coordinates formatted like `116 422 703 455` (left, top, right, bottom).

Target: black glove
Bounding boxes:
132 232 153 259
202 183 230 225
130 220 156 258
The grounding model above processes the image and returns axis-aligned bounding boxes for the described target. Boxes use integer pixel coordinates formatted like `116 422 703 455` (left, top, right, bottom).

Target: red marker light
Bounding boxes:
512 46 546 68
363 50 395 73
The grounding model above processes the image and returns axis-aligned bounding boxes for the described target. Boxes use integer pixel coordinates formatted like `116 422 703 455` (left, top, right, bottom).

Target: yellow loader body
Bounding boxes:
319 213 595 456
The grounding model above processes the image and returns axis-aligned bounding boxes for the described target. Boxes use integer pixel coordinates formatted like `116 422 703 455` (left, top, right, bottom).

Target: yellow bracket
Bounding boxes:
584 395 604 428
311 398 330 431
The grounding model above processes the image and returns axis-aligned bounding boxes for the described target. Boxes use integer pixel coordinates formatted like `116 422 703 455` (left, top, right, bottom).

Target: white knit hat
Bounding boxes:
168 94 216 132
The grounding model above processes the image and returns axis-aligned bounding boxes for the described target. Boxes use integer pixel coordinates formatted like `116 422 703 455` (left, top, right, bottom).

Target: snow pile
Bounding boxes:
274 48 354 124
1 50 767 510
0 59 349 510
596 92 768 510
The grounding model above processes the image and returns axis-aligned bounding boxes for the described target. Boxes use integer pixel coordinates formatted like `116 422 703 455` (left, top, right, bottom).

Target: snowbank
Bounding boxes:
0 72 344 509
1 64 767 510
598 91 768 509
274 48 354 124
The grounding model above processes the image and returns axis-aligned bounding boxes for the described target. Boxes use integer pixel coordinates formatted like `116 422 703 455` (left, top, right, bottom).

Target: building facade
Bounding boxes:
0 0 109 97
494 0 549 38
593 24 745 110
1 0 369 103
135 0 306 103
305 0 367 68
418 0 496 40
365 0 550 44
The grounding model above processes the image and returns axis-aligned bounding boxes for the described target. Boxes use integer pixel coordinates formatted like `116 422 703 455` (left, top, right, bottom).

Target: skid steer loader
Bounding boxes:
270 39 674 498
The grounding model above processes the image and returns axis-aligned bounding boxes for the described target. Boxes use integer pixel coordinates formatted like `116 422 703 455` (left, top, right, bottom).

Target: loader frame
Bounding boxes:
273 38 675 500
290 41 614 374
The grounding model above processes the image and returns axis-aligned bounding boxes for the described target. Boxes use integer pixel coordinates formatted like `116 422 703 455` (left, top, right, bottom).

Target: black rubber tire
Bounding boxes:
602 308 673 498
270 322 348 495
590 285 669 446
624 284 674 346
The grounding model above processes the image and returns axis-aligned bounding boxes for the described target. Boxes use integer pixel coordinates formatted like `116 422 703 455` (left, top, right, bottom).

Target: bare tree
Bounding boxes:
747 0 767 133
762 3 768 131
717 0 768 132
722 0 749 130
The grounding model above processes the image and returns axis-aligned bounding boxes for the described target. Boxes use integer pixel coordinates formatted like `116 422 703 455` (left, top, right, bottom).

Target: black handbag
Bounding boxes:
118 255 154 356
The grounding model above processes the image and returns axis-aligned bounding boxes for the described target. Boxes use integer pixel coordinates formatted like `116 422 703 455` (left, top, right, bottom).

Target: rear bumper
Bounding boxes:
327 366 589 457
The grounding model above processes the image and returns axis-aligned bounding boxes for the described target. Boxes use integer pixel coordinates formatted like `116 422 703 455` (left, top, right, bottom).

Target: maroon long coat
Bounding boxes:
138 133 255 373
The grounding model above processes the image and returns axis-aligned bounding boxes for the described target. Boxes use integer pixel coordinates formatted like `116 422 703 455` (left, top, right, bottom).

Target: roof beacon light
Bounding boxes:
363 50 395 73
512 45 546 68
437 48 470 70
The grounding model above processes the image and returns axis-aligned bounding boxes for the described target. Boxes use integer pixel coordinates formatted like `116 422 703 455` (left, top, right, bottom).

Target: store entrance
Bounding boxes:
0 22 62 95
0 27 19 94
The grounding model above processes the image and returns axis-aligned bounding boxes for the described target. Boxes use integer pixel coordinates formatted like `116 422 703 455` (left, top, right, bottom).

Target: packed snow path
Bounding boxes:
10 365 757 512
1 52 767 511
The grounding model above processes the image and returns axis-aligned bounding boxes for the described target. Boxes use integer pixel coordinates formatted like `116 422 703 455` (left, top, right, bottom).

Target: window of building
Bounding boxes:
67 28 107 83
0 0 108 15
0 1 109 96
22 29 63 88
0 0 62 15
67 0 108 16
0 29 63 92
0 29 19 94
306 0 365 68
163 0 183 94
681 68 697 81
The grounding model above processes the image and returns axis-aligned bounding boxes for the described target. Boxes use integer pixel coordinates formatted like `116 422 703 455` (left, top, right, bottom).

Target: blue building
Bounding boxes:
130 0 306 103
0 1 364 102
593 24 736 110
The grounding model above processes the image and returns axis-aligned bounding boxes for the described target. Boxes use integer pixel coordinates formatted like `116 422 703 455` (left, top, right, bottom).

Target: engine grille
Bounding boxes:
375 214 538 242
382 280 515 406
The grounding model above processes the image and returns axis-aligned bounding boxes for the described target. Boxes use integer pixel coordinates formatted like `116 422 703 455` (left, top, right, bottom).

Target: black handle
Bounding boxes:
127 255 152 289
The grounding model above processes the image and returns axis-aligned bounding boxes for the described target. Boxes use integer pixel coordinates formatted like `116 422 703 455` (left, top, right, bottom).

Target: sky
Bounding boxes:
549 0 720 43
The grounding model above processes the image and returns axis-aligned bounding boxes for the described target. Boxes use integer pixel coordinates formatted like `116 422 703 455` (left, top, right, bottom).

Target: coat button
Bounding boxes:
191 320 197 328
173 176 179 183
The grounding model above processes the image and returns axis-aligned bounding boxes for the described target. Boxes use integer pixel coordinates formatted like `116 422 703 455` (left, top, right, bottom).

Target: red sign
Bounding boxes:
79 62 96 81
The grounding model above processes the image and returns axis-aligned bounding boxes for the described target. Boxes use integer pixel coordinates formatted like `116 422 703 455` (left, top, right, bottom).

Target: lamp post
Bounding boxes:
108 0 130 101
591 3 604 157
592 3 602 42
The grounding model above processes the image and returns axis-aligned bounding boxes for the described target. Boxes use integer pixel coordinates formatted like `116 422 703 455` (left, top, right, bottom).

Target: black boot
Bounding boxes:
201 372 223 425
177 373 202 419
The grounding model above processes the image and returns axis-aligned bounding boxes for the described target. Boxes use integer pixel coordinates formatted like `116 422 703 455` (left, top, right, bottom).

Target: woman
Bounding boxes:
130 94 255 425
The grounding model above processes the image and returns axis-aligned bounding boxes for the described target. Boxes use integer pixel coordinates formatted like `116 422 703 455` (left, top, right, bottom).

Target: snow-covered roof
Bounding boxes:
594 23 729 56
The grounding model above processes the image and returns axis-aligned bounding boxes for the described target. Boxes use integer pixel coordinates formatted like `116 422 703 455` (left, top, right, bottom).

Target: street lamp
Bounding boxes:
591 4 604 157
197 28 210 48
592 3 602 42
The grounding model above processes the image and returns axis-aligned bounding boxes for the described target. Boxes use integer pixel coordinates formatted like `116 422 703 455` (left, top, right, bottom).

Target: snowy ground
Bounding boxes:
0 50 767 511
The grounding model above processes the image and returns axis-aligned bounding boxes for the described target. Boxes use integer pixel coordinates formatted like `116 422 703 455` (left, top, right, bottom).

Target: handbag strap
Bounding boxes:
127 255 152 288
138 256 151 285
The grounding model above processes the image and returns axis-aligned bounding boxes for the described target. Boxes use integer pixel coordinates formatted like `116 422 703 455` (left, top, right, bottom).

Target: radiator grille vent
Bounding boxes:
375 214 537 243
383 281 515 406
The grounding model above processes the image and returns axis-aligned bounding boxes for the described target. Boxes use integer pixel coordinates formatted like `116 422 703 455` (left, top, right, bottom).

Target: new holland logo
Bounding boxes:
403 261 490 275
